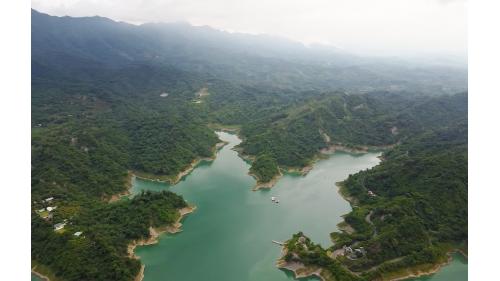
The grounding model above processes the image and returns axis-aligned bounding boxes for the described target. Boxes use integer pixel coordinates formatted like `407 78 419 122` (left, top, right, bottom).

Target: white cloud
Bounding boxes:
31 0 467 57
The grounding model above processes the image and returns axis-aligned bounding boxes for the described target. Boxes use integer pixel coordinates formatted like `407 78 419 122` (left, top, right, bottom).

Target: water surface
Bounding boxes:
133 132 379 281
31 132 467 281
407 253 467 281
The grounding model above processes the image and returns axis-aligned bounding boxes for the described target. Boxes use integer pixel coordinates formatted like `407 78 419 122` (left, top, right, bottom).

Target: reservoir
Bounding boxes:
407 253 467 281
133 131 366 281
132 131 468 281
32 131 467 281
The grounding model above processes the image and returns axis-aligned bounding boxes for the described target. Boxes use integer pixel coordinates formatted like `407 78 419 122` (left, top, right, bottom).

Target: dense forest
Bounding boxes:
31 45 221 281
32 191 186 281
235 92 467 182
281 120 467 280
32 9 467 281
249 153 281 183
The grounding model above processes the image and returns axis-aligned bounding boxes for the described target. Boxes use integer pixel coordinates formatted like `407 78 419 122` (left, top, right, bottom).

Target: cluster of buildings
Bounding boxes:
34 196 83 237
342 245 367 259
35 197 57 219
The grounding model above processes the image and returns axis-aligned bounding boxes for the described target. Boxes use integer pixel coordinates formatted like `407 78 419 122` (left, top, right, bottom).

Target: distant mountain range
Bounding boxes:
31 9 467 281
32 9 467 95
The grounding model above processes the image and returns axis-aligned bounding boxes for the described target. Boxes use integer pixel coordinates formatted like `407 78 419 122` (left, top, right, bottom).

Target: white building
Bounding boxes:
54 222 66 231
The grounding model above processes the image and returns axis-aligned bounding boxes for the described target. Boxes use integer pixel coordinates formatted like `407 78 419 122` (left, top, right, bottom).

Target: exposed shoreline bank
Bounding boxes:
274 153 466 281
335 182 358 205
210 127 313 190
277 242 466 281
118 133 226 281
31 267 51 281
108 171 135 202
128 206 197 281
245 142 389 190
276 248 325 281
135 140 228 185
250 170 283 191
31 261 61 281
320 143 395 155
109 140 227 202
386 251 467 281
333 181 467 281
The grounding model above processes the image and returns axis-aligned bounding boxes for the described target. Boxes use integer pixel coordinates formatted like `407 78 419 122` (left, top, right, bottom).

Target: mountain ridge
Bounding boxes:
32 9 467 95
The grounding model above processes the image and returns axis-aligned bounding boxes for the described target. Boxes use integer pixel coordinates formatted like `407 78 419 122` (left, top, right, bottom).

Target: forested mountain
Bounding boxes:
32 9 466 95
276 93 468 280
282 122 467 281
230 92 467 181
31 9 467 281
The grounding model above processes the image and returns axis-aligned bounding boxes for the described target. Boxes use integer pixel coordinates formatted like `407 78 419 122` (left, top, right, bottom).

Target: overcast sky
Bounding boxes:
32 0 467 58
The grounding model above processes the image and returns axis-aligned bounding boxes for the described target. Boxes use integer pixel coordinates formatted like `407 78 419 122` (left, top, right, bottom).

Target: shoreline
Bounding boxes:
283 162 316 177
128 205 197 281
113 134 227 281
135 140 228 186
386 250 466 281
277 242 466 281
242 141 391 191
132 142 227 185
232 146 255 162
335 182 358 206
31 261 61 281
278 158 467 281
337 221 355 235
31 267 50 281
272 139 466 281
217 127 311 190
320 143 395 155
276 248 325 281
108 171 135 202
207 123 241 134
134 265 145 281
456 248 468 259
334 181 467 281
109 140 228 202
250 170 283 191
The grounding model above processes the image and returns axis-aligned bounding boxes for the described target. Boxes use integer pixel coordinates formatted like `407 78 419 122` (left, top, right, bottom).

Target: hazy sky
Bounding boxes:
32 0 467 57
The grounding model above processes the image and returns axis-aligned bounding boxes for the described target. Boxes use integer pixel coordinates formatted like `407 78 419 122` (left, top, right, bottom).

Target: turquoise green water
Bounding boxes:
30 253 467 281
407 253 468 281
133 131 379 281
31 131 467 281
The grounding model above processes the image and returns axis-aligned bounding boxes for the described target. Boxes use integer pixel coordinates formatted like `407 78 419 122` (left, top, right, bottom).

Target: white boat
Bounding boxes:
271 196 276 201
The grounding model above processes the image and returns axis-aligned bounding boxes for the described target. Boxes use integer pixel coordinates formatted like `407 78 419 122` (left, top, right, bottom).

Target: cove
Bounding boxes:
406 253 468 281
132 131 379 281
31 257 467 281
31 131 468 281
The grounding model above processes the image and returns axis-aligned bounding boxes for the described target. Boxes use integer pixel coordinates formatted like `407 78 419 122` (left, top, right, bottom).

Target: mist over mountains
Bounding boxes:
32 9 466 95
30 6 468 281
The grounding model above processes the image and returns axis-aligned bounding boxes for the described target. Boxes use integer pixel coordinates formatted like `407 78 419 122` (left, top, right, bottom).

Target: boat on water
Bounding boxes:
271 196 276 202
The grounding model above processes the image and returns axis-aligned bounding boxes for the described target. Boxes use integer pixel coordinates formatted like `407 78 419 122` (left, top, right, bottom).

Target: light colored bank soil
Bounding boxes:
276 248 325 281
128 206 196 281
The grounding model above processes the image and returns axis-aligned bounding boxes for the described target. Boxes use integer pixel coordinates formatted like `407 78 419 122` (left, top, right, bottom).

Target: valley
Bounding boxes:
31 9 467 281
